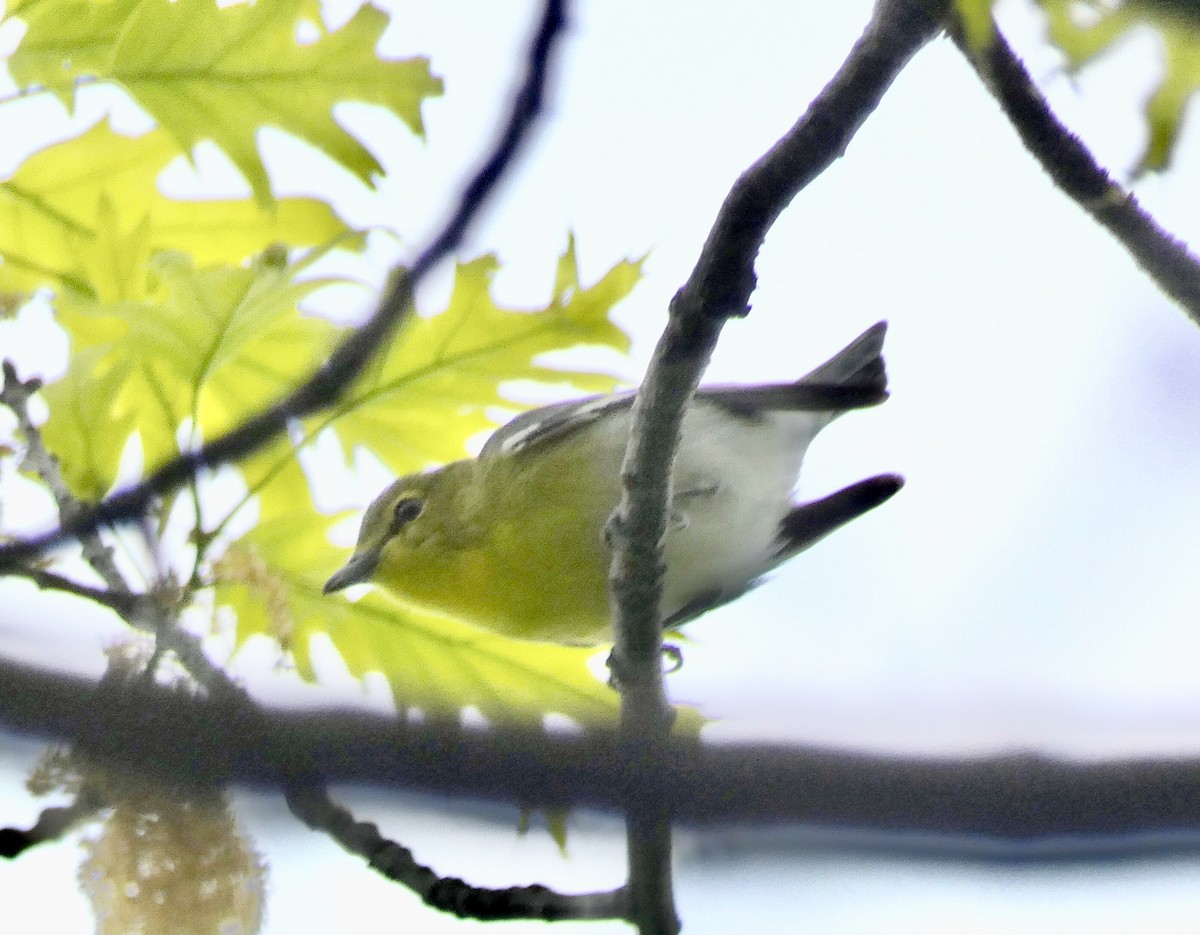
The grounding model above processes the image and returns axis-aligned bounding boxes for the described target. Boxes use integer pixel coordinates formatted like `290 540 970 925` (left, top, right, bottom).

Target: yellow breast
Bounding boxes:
375 440 622 644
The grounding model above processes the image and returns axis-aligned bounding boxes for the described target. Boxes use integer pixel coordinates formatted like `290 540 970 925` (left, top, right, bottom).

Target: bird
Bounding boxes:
324 322 901 645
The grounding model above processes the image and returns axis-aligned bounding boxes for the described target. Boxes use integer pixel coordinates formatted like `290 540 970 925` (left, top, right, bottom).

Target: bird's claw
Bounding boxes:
604 643 684 691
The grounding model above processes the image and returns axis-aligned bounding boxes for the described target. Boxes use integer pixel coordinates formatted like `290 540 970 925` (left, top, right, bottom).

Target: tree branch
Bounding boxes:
945 11 1200 328
607 1 946 931
9 656 1200 851
7 566 139 616
0 362 129 593
286 782 626 922
0 784 104 859
0 0 570 573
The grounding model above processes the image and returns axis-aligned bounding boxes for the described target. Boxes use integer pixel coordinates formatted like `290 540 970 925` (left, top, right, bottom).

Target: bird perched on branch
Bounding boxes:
325 322 901 645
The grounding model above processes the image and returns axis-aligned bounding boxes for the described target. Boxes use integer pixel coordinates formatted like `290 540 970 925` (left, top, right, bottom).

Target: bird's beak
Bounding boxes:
323 550 379 594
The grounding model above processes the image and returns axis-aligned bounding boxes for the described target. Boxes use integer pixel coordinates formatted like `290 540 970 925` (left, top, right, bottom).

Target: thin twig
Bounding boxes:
0 363 198 661
271 6 615 917
10 565 141 617
606 1 945 931
0 784 104 859
113 563 626 924
946 11 1200 328
90 587 616 923
286 782 626 921
0 0 568 572
0 361 129 591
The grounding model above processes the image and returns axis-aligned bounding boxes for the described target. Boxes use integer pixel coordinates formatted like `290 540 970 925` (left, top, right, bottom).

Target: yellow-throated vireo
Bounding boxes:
324 322 901 644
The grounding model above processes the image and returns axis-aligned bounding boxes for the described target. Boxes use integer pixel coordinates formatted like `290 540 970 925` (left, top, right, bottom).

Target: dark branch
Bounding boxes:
9 656 1200 850
0 0 569 572
606 1 946 930
670 0 948 328
608 0 947 692
11 566 140 616
0 785 104 859
946 11 1200 328
286 781 626 921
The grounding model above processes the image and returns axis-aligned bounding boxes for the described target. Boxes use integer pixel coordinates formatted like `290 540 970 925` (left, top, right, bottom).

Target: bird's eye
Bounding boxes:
392 496 424 528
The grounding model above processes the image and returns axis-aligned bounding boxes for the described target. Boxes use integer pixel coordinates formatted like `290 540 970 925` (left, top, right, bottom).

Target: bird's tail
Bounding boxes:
702 321 889 414
798 320 888 397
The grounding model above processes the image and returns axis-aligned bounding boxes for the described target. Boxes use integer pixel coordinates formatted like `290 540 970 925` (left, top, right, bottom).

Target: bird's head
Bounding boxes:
323 462 476 595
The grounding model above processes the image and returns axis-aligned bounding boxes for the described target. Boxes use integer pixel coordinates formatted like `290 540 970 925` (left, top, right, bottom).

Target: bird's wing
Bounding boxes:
481 391 636 458
483 321 889 457
661 581 761 631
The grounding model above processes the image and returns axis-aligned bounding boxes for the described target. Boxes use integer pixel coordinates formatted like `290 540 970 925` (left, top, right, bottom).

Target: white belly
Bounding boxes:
588 398 834 620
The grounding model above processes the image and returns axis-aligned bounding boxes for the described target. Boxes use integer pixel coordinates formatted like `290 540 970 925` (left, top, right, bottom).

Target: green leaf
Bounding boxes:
122 251 338 439
6 0 132 99
0 119 350 299
41 249 341 496
1041 0 1200 172
111 0 443 203
517 806 570 855
322 241 643 477
8 0 443 204
37 348 135 499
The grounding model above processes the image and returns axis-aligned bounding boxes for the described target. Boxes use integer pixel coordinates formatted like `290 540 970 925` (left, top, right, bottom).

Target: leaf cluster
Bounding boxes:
0 0 642 726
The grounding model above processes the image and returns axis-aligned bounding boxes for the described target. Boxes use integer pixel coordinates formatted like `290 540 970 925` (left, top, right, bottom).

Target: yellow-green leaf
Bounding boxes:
37 348 136 499
1041 0 1200 172
6 0 137 99
517 806 570 855
42 249 341 496
319 242 642 477
0 119 349 300
57 0 443 204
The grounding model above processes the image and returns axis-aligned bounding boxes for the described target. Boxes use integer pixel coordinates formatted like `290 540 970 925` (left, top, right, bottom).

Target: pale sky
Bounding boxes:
3 0 1200 932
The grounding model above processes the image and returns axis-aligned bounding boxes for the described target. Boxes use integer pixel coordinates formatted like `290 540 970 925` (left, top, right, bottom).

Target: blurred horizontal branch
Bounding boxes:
5 654 1200 853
